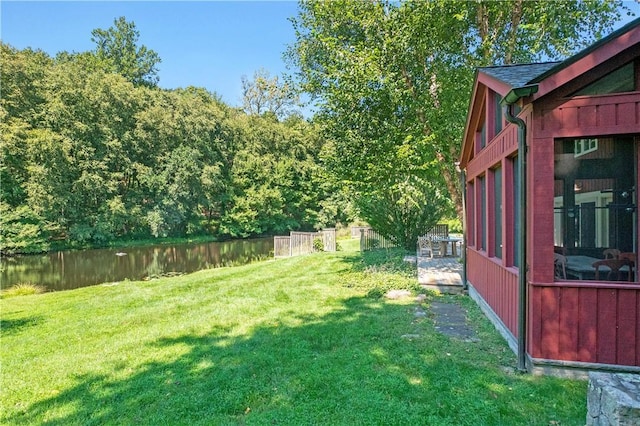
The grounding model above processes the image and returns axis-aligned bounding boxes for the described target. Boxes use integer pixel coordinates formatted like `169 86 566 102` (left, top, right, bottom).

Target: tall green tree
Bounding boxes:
288 0 624 248
91 16 161 86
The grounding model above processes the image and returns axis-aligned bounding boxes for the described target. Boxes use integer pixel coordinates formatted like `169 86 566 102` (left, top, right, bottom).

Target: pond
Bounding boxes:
1 238 273 292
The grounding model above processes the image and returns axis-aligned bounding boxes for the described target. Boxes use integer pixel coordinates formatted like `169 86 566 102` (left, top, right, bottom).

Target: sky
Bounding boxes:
1 1 301 107
1 1 640 109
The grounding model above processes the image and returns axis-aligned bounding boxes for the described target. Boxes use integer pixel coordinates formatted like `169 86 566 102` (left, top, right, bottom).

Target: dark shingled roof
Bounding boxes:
478 62 560 88
479 17 640 89
531 17 640 83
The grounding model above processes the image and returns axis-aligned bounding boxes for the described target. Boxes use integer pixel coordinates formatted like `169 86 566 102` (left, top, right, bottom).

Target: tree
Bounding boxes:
288 0 625 248
0 202 49 254
1 40 337 252
91 16 161 86
241 68 299 118
0 43 50 124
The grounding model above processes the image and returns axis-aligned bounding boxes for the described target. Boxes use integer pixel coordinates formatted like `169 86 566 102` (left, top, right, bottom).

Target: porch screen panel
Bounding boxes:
494 166 502 259
513 156 520 268
494 94 502 136
479 176 486 251
467 181 475 247
553 137 637 281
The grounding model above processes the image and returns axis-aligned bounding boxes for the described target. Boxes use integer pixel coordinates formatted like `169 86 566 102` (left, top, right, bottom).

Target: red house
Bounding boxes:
459 18 640 375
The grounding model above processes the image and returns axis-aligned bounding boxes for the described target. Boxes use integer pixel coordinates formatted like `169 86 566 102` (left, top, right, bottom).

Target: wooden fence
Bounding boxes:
350 226 370 239
274 228 337 258
274 236 292 258
424 224 449 240
360 224 450 252
359 228 398 251
321 228 336 252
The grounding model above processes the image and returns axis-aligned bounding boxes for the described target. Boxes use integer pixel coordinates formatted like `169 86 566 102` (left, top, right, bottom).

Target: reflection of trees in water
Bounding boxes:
144 249 163 279
1 238 273 291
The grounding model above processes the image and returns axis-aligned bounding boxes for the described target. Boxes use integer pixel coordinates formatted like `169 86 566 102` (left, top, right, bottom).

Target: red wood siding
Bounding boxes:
467 249 519 337
462 31 640 369
529 283 640 366
466 124 518 178
536 92 640 138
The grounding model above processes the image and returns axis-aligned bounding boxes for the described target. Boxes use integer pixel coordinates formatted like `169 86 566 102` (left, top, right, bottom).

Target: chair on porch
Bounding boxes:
592 258 633 281
618 252 636 263
417 236 440 259
618 252 636 281
603 248 621 259
554 245 567 256
554 253 567 279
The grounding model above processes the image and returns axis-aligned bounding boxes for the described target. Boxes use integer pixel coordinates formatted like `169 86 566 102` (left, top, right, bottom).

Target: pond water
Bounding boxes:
1 238 273 292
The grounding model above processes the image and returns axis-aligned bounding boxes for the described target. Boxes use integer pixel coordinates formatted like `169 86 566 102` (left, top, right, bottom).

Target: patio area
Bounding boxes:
406 250 464 294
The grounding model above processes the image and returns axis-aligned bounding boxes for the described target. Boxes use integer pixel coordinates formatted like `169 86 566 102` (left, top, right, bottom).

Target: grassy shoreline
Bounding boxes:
1 240 587 425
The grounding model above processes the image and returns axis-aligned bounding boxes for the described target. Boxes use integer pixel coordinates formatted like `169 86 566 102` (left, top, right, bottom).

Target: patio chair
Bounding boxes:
554 253 567 279
554 245 567 256
619 252 636 281
618 252 636 263
603 248 621 259
592 258 633 281
417 236 440 259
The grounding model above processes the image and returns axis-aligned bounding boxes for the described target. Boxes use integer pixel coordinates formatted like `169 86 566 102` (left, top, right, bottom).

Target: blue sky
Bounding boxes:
1 1 301 106
1 1 639 109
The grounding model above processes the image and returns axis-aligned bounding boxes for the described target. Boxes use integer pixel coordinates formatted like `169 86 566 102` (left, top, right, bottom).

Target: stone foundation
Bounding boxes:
586 372 640 425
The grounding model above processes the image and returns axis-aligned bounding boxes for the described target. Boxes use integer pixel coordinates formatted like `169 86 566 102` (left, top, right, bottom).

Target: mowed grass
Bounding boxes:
1 240 587 425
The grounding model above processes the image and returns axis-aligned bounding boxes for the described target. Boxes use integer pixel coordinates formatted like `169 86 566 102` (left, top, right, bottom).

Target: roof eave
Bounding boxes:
500 85 539 106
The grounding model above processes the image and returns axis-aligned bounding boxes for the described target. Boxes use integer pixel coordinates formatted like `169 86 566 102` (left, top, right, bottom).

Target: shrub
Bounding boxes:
1 283 46 298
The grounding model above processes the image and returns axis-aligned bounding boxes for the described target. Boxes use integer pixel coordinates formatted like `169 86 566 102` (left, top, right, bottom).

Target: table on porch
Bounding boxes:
436 237 462 257
565 255 632 280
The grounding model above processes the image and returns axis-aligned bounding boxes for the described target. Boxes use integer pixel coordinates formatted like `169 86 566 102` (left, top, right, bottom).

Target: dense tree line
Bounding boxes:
288 0 625 249
3 4 627 254
0 19 351 255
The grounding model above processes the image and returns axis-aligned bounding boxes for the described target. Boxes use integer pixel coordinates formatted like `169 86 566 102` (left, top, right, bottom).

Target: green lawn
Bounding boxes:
1 239 586 425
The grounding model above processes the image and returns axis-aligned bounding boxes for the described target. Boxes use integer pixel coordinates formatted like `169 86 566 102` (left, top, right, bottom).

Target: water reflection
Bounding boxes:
1 238 273 291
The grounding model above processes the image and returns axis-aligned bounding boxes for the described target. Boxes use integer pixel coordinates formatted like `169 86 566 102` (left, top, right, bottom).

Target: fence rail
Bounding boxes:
274 228 337 258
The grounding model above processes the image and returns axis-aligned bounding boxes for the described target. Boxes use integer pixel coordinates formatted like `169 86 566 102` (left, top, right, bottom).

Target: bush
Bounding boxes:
440 217 463 234
313 237 324 252
1 283 46 298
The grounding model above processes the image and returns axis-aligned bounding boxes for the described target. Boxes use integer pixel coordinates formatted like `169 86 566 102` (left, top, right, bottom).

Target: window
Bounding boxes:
467 181 475 247
494 93 503 136
554 137 637 281
479 175 486 251
573 62 635 96
512 156 521 268
574 139 598 157
478 122 486 149
494 166 503 259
